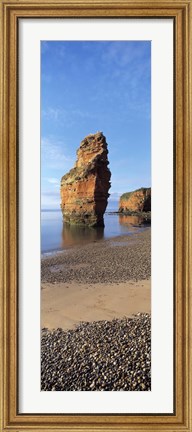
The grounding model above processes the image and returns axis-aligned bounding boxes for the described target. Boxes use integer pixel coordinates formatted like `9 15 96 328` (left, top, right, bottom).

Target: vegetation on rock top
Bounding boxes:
120 187 150 201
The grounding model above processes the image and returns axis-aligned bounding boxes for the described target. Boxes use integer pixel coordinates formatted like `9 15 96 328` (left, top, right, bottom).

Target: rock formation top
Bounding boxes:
119 187 151 213
60 132 111 227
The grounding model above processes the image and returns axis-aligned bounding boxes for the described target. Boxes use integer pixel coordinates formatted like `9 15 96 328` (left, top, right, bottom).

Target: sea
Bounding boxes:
41 201 150 254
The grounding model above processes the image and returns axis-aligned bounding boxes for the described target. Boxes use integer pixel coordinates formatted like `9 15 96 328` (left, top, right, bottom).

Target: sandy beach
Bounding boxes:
41 228 151 330
41 227 151 391
42 279 150 330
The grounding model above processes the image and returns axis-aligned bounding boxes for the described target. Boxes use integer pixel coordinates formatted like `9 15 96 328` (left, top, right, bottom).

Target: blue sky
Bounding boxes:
41 41 151 209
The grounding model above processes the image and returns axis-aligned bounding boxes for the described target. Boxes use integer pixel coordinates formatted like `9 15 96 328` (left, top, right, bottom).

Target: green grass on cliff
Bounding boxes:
120 187 150 201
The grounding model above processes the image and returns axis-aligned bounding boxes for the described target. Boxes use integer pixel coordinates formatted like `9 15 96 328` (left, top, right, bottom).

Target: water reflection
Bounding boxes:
61 222 104 248
119 214 150 227
41 210 151 253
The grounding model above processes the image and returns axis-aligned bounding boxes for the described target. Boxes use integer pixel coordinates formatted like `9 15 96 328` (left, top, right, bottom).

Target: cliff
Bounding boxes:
119 187 151 213
60 132 111 227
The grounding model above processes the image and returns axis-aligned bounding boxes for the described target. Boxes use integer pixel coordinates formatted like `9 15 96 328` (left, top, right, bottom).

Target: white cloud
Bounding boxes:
42 107 64 122
42 106 97 125
41 137 73 170
41 190 60 209
47 178 59 184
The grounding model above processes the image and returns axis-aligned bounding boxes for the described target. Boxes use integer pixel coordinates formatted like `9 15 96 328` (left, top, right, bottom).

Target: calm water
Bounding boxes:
41 205 150 254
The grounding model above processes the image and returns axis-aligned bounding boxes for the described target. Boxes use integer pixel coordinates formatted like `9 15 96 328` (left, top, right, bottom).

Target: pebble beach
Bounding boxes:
41 313 151 391
41 228 151 284
41 227 151 391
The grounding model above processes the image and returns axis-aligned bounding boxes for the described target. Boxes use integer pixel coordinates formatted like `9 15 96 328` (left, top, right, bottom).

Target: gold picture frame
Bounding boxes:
0 0 191 430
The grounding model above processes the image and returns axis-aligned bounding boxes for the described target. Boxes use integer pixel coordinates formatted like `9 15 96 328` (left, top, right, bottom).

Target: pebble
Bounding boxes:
41 313 151 391
41 229 151 284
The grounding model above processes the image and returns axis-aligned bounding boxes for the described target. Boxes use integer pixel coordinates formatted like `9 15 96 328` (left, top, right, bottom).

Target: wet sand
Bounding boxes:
41 279 150 330
41 228 151 331
41 228 151 391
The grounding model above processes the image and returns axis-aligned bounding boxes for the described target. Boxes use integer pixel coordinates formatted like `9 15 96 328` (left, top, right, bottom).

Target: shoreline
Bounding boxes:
108 210 151 218
41 228 151 285
41 228 151 331
41 223 150 258
41 228 151 391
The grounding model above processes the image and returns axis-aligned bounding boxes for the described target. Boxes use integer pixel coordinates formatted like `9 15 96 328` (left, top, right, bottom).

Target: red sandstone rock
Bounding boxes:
119 188 151 213
60 132 111 227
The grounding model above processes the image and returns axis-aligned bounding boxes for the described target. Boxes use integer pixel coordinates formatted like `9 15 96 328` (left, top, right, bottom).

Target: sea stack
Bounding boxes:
119 187 151 213
60 132 111 227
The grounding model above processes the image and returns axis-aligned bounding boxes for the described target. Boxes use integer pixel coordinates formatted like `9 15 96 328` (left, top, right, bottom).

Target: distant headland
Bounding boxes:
119 187 151 213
